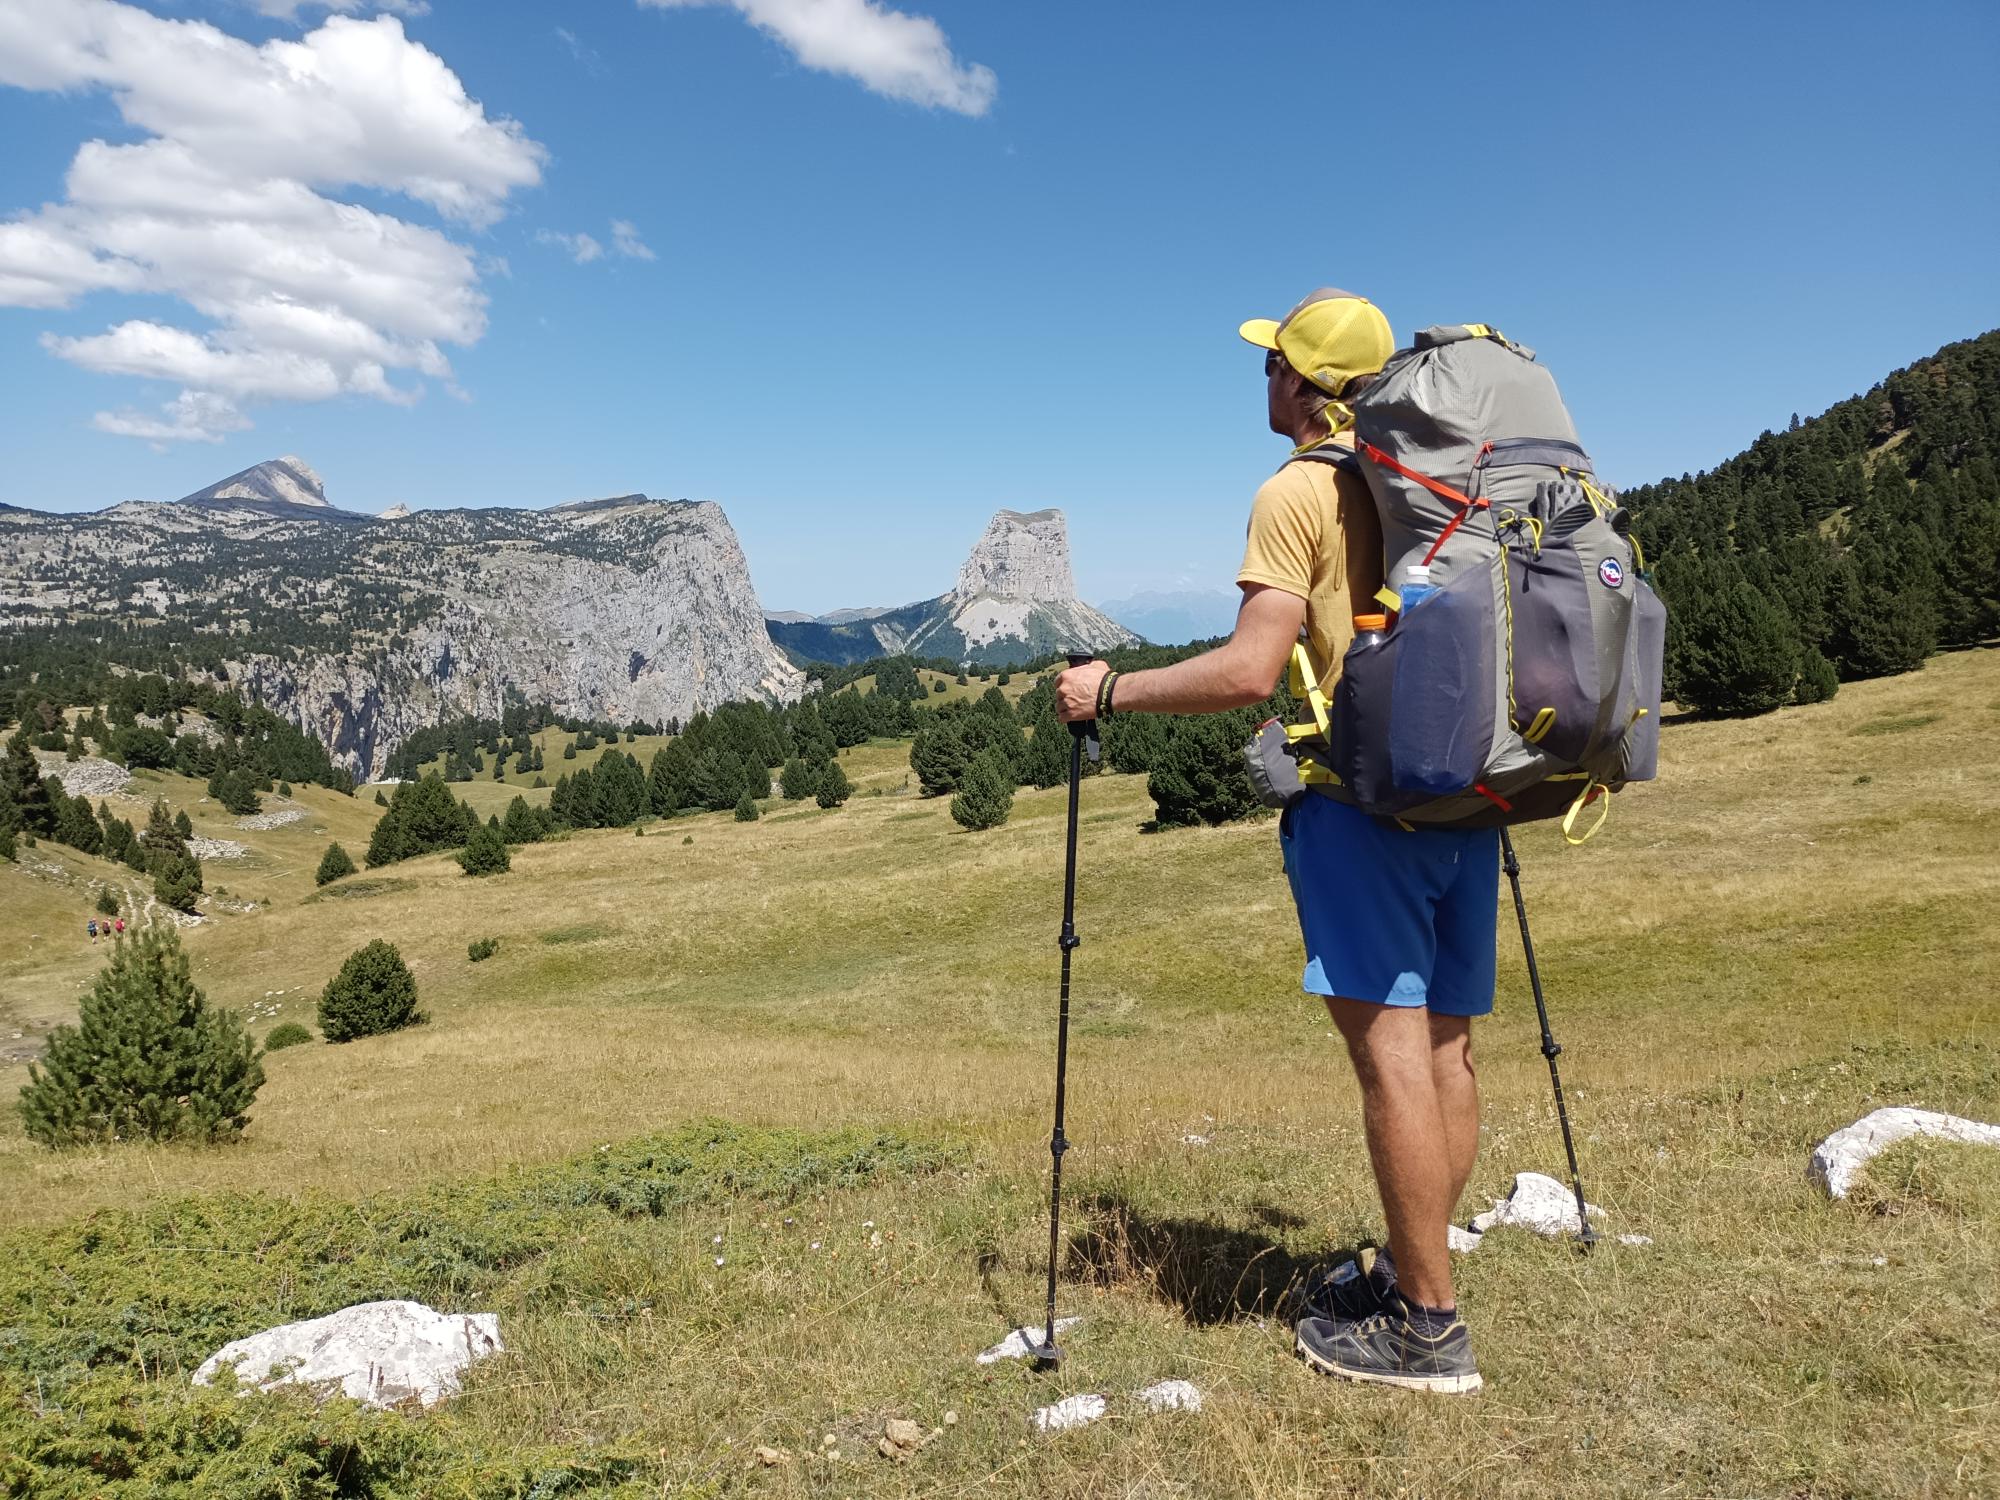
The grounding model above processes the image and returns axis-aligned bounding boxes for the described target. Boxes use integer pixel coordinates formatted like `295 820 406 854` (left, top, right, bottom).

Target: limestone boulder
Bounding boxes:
192 1299 502 1410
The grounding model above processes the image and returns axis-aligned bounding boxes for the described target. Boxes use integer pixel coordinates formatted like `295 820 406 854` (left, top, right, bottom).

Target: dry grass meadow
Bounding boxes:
2 650 1997 1497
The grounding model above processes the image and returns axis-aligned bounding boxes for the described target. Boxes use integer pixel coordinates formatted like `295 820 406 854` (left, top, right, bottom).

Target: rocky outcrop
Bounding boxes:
2 469 803 779
1810 1107 2000 1199
767 508 1138 667
178 455 333 510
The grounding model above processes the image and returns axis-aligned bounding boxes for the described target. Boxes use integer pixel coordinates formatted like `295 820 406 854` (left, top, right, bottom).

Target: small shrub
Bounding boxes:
683 834 693 845
17 924 264 1146
468 936 500 962
373 788 389 806
277 781 293 798
456 823 511 876
318 939 423 1042
264 1021 314 1051
94 889 119 916
315 841 357 886
734 792 759 822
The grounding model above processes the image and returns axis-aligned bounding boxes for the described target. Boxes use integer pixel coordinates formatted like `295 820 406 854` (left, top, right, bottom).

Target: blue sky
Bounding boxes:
2 0 1996 615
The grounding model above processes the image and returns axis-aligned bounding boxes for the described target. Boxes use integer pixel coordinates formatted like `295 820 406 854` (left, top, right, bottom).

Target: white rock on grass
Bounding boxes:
192 1299 502 1410
1136 1379 1202 1413
976 1319 1080 1365
1809 1107 2000 1199
187 837 249 860
1468 1172 1603 1239
1447 1224 1485 1253
34 755 131 799
235 807 307 831
1032 1393 1107 1433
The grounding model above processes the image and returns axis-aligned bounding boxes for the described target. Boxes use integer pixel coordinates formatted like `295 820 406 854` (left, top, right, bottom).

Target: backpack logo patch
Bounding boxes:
1598 557 1625 589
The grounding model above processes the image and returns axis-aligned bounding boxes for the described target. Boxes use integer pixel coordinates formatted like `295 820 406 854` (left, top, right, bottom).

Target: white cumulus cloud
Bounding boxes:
0 0 544 442
640 0 995 115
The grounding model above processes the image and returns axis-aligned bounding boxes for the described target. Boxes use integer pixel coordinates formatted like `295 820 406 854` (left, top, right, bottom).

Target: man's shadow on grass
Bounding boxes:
983 1195 1369 1328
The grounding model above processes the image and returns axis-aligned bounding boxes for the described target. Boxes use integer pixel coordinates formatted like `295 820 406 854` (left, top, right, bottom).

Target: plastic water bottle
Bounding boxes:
1398 563 1438 617
1353 612 1388 649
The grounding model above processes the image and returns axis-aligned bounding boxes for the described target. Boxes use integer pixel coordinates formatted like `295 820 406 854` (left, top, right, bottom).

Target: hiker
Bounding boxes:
1057 288 1487 1394
114 916 125 936
87 919 98 942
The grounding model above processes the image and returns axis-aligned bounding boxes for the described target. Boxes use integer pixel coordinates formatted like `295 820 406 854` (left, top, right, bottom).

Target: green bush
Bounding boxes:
733 791 759 822
315 841 356 886
94 889 119 917
16 924 263 1147
950 748 1015 831
318 939 423 1043
263 1021 313 1051
455 822 511 876
1793 648 1840 705
468 936 499 962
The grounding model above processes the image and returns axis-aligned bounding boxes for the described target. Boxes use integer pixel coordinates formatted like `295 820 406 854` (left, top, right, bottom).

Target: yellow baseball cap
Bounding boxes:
1239 287 1394 396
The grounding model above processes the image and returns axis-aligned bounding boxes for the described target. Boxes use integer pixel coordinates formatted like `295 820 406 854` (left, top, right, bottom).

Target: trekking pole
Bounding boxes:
1498 828 1598 1250
1027 651 1100 1368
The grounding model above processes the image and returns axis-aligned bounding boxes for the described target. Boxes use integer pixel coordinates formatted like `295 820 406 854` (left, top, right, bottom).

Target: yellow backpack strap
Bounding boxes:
1560 779 1611 846
1285 639 1333 744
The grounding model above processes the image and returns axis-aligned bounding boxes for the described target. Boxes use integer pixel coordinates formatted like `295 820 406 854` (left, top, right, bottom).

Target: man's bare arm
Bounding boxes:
1055 585 1306 721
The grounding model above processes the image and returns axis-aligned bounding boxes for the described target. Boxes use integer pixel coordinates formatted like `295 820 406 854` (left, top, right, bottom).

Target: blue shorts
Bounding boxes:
1278 794 1500 1017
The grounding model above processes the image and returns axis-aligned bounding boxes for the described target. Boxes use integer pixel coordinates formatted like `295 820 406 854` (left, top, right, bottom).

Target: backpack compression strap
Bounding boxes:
1357 441 1494 566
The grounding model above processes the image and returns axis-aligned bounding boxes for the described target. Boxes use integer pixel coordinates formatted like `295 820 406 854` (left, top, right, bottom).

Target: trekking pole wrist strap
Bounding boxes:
1095 671 1120 717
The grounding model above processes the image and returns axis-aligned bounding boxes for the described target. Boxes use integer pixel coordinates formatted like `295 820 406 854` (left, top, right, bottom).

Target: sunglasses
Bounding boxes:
1264 349 1285 377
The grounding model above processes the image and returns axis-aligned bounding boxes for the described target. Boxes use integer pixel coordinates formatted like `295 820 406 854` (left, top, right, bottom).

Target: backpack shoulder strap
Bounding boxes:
1284 443 1360 476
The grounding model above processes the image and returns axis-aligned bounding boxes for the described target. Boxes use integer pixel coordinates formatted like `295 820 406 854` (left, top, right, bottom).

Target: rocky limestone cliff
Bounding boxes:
766 508 1138 667
1 471 802 778
954 509 1076 600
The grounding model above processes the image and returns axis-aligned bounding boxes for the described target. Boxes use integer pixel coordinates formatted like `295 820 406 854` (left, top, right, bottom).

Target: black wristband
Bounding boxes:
1096 671 1119 718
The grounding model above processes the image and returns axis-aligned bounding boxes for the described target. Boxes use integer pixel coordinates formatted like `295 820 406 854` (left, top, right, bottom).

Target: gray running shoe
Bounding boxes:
1297 1246 1396 1325
1294 1305 1483 1395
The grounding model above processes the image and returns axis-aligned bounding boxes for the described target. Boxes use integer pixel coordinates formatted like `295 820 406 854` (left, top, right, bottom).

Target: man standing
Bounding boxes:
1055 288 1490 1395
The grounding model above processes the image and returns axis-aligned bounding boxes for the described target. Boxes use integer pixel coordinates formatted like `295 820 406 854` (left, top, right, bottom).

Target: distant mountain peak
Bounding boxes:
953 507 1077 602
177 455 331 510
379 503 411 520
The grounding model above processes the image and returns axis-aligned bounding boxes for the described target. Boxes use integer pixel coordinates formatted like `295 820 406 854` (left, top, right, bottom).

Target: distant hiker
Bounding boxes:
114 917 125 936
1058 288 1486 1394
87 919 98 942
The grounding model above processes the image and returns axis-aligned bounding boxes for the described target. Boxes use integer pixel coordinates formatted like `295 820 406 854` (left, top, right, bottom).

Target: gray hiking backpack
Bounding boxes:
1274 324 1666 840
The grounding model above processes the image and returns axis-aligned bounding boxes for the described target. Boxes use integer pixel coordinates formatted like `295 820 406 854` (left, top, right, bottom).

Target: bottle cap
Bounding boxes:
1354 613 1388 631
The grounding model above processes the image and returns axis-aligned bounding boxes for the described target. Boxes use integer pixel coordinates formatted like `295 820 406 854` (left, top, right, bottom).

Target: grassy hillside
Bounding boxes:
2 651 1996 1496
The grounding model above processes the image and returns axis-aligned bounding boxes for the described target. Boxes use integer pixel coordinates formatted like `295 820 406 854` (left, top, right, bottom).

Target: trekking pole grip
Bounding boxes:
1066 651 1100 761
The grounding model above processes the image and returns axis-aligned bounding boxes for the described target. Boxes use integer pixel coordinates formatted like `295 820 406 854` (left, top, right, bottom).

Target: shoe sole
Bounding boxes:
1294 1330 1484 1395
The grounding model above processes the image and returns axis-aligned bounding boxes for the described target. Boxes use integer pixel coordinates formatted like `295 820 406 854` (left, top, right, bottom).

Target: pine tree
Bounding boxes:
1666 555 1801 715
456 823 511 876
319 939 423 1042
734 791 760 822
1018 698 1072 789
502 795 546 844
1147 713 1260 827
950 749 1014 830
173 809 193 841
779 756 819 800
0 725 55 838
814 758 852 809
316 842 357 886
17 924 263 1147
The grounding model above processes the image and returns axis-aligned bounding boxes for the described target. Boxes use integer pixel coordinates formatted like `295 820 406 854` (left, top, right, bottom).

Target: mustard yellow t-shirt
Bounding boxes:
1235 449 1384 691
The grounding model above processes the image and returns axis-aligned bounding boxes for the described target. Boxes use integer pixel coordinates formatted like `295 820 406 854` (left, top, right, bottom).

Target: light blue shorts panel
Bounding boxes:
1278 794 1499 1017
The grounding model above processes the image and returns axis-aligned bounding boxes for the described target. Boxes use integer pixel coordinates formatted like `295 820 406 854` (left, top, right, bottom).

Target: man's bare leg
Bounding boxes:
1326 997 1477 1311
1429 1011 1480 1220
